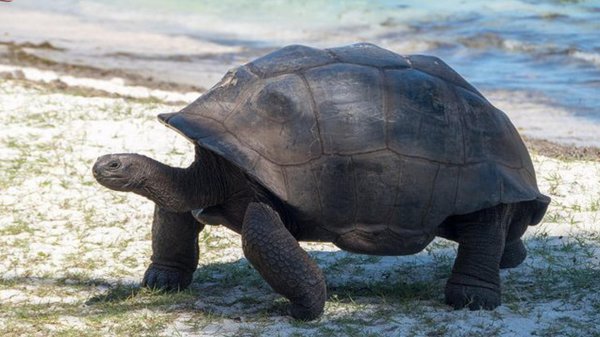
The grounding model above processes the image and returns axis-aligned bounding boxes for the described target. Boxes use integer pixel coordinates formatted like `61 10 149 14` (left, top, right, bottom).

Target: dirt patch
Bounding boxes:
524 136 600 162
0 40 206 93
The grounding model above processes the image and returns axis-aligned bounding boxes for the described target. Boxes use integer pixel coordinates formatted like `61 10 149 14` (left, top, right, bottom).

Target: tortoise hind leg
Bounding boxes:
500 201 536 269
445 203 515 310
142 206 203 291
242 202 327 320
500 239 526 269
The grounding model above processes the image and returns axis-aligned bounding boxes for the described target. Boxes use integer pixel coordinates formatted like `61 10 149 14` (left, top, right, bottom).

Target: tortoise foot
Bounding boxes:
500 239 527 269
289 302 324 321
445 281 500 310
142 264 193 291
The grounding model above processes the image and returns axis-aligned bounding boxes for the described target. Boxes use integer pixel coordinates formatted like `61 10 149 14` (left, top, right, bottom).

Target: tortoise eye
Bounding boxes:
107 160 121 170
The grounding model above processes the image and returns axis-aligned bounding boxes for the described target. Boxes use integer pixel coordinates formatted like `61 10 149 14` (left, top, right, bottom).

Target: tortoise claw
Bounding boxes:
445 281 501 310
142 264 193 292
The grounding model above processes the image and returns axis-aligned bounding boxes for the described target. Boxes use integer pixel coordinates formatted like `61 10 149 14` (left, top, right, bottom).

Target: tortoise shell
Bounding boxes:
159 43 549 253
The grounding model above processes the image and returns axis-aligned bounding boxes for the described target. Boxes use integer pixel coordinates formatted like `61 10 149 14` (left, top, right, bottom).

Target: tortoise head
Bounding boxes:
92 153 152 192
92 149 238 213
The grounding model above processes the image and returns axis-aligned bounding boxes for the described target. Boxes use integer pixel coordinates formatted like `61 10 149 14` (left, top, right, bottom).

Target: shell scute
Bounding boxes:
327 43 411 68
304 63 386 155
385 68 464 164
248 44 335 78
224 74 322 165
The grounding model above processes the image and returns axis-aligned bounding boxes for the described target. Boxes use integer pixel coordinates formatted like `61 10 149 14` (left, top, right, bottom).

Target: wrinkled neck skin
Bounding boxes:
137 147 238 213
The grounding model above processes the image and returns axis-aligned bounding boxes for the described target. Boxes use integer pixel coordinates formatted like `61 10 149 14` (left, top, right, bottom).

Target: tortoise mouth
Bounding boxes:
94 174 134 191
96 177 133 191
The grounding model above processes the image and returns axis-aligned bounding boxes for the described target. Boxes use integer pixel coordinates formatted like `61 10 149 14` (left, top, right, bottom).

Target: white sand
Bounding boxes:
0 78 599 336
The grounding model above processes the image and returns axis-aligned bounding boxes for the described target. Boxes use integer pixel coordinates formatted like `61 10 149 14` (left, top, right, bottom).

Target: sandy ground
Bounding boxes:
0 74 599 336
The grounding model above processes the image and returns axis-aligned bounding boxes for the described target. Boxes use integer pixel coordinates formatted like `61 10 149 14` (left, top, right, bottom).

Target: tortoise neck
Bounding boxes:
139 148 231 212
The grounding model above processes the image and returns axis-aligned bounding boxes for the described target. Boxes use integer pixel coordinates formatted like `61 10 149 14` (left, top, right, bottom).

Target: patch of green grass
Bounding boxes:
588 198 600 213
544 172 563 196
0 135 70 188
237 295 264 305
61 251 103 273
535 316 600 337
194 260 261 290
330 279 441 305
326 255 366 273
509 235 600 305
543 209 565 223
199 229 239 251
0 280 198 337
0 220 35 235
313 326 338 337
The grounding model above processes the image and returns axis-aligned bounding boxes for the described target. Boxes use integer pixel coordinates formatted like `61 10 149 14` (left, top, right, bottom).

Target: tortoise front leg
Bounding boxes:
445 203 514 310
142 205 203 291
242 202 327 320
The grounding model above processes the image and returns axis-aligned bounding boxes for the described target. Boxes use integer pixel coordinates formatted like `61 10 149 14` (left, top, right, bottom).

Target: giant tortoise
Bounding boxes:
93 43 550 320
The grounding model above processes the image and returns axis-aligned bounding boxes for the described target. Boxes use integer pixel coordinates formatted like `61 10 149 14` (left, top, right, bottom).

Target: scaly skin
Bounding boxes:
242 202 327 320
499 239 527 269
444 204 513 310
142 206 203 291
